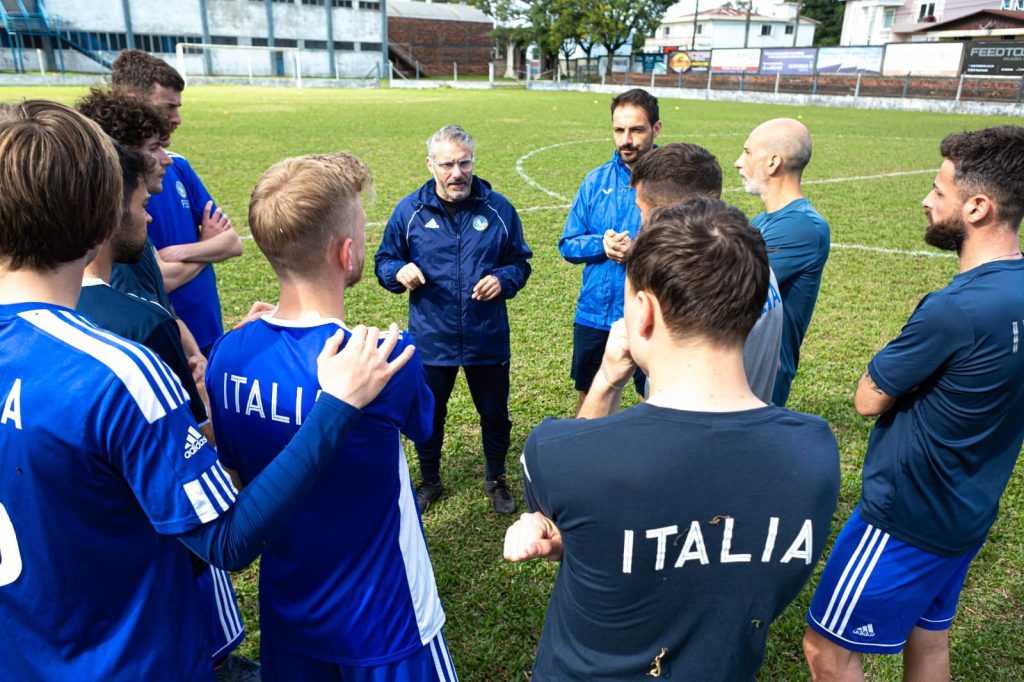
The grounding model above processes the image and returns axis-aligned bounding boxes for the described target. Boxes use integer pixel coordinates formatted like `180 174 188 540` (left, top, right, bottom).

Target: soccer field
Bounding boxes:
5 84 1023 680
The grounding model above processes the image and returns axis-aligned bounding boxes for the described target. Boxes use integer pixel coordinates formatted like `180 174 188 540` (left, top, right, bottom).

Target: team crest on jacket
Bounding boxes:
472 215 489 232
176 181 187 198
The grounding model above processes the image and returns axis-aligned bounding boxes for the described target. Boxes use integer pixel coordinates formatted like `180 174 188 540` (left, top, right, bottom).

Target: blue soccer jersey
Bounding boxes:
206 316 444 664
147 152 224 351
0 302 237 680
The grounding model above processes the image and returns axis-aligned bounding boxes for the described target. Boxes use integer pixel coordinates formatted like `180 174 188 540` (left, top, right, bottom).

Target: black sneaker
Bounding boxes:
214 654 261 682
416 479 444 513
484 475 516 514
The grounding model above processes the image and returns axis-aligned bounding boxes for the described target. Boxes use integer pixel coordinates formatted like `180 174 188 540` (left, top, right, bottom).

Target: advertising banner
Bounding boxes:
711 48 761 74
759 48 817 75
815 46 883 74
961 41 1024 76
636 53 665 73
882 42 964 77
667 50 711 73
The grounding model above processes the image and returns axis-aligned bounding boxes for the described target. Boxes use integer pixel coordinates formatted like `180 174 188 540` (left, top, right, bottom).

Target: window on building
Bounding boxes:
884 8 896 27
359 41 382 51
272 0 296 4
305 39 327 49
252 37 269 47
335 41 355 50
275 38 298 47
358 1 380 9
211 35 239 45
917 2 935 20
760 24 772 36
663 26 670 37
301 0 326 4
332 0 353 6
696 23 704 34
785 24 794 34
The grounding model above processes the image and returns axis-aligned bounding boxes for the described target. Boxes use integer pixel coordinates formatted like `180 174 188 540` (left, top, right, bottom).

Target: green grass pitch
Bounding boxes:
3 85 1022 680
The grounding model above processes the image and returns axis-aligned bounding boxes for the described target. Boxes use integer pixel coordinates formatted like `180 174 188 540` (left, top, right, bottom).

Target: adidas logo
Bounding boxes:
852 623 876 638
424 218 440 229
184 425 208 459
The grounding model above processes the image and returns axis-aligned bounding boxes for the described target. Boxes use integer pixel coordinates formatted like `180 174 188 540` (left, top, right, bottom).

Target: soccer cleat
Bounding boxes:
214 654 261 682
416 479 444 513
484 475 516 514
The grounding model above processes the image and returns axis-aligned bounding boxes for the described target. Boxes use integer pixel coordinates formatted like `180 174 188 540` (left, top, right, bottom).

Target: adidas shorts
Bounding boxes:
806 507 980 654
260 629 459 682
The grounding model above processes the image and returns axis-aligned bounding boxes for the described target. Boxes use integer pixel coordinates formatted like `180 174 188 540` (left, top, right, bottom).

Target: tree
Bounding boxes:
801 0 845 46
583 0 675 76
553 0 589 77
527 0 568 76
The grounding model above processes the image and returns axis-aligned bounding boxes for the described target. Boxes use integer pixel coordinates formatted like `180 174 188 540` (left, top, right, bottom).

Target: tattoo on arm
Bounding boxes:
862 371 885 395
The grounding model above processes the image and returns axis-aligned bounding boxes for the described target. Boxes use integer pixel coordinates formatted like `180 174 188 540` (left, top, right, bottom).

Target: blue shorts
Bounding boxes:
260 630 459 682
806 508 979 654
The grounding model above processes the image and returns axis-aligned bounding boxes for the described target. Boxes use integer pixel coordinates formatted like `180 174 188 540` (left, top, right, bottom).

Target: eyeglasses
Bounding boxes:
432 158 474 173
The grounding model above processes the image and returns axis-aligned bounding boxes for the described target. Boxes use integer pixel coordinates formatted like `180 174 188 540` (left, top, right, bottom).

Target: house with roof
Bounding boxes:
645 0 818 50
839 0 1024 44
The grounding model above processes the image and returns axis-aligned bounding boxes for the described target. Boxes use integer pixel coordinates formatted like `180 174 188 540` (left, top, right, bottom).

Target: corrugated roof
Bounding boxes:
389 0 492 23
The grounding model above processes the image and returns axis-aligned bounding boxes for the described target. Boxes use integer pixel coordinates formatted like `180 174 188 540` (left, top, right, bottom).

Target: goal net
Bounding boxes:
175 43 303 88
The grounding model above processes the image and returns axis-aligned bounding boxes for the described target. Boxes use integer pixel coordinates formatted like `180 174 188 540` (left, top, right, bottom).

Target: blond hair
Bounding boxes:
249 152 372 273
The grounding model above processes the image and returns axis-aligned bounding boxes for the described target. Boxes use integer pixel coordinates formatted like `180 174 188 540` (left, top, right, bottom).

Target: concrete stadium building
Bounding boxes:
0 0 387 78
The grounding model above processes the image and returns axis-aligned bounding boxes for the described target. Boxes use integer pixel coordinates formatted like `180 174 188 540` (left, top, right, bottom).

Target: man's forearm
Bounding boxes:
158 257 207 292
159 230 243 265
854 370 896 417
577 366 627 418
177 319 202 359
177 395 361 570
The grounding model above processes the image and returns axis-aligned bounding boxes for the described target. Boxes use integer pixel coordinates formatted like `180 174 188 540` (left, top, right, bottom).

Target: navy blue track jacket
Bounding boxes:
374 177 532 366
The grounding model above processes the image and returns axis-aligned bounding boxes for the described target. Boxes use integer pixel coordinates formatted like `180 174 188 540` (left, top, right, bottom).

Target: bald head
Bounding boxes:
749 118 812 174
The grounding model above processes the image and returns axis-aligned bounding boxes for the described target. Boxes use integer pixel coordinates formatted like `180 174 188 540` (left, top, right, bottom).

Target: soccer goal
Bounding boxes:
175 42 303 88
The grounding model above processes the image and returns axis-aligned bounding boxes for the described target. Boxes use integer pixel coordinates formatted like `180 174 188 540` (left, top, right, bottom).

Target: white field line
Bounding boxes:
513 140 943 259
831 243 954 258
238 161 942 259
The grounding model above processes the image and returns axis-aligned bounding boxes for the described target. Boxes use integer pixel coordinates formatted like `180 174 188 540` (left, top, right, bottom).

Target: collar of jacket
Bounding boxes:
413 175 493 211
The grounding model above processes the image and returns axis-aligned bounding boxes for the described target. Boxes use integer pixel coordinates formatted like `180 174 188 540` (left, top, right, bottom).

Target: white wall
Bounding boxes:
31 0 383 77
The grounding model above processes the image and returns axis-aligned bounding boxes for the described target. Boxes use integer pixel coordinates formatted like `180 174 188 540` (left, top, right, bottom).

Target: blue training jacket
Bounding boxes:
559 151 642 330
374 176 532 366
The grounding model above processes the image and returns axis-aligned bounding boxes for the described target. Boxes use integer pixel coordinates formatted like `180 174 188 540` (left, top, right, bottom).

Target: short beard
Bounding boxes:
924 215 966 252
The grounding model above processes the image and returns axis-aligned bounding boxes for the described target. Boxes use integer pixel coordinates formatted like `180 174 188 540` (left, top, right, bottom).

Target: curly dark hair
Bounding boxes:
940 126 1024 230
75 87 170 147
111 49 185 96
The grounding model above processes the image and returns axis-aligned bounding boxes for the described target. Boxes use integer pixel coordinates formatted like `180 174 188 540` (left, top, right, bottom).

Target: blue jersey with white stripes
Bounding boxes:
207 317 444 664
0 302 237 680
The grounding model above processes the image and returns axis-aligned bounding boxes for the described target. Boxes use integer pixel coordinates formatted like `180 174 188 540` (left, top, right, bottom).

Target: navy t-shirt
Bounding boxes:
77 280 207 425
860 259 1024 556
523 402 840 681
110 236 175 315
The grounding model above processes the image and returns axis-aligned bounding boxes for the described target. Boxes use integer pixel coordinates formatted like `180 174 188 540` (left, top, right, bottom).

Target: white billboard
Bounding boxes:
882 42 964 77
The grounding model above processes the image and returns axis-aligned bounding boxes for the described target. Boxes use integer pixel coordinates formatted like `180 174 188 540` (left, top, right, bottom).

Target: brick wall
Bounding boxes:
388 17 492 76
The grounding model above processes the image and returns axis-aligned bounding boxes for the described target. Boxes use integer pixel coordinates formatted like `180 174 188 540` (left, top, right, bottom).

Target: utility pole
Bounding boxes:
690 0 699 49
743 1 752 48
792 0 801 46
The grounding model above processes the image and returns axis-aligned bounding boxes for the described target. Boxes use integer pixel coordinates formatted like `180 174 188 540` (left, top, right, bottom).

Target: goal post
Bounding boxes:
175 42 303 88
